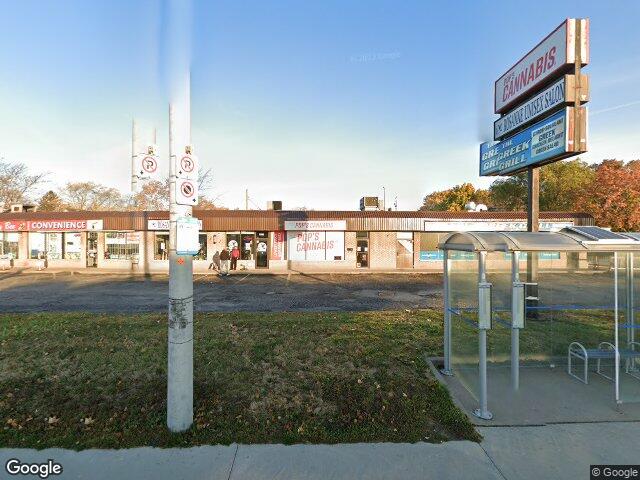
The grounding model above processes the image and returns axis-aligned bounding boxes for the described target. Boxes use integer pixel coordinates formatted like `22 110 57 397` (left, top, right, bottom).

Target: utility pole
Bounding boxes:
167 72 194 433
245 188 249 210
382 186 386 211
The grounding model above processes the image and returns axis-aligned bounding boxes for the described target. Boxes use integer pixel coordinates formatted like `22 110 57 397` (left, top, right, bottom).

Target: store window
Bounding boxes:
226 232 255 260
418 233 453 261
0 232 19 259
105 232 140 260
194 234 207 260
29 232 63 259
154 234 170 260
287 231 345 261
64 233 82 260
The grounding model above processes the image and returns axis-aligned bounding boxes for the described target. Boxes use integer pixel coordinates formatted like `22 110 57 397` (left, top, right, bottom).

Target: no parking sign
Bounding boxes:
139 154 158 179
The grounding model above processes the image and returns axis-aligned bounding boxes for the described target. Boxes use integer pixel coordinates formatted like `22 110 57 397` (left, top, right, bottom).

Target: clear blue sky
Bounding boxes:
1 0 639 210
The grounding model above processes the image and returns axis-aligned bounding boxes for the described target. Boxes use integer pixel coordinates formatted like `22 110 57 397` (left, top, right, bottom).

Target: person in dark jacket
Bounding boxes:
219 248 231 276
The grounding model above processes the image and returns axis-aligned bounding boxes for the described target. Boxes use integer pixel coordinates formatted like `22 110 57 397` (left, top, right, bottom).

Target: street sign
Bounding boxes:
494 74 589 140
175 179 199 206
139 154 158 178
480 107 587 176
175 153 199 181
176 216 201 255
494 18 589 114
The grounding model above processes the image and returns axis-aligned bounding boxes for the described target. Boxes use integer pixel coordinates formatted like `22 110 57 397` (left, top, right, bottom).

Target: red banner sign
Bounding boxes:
0 220 89 231
272 231 285 260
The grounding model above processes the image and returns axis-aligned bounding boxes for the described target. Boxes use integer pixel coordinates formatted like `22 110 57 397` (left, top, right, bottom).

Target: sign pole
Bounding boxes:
131 119 138 193
526 166 539 317
574 20 583 151
167 74 194 433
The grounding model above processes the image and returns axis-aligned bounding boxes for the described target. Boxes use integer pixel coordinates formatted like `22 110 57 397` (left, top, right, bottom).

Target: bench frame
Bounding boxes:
568 341 640 384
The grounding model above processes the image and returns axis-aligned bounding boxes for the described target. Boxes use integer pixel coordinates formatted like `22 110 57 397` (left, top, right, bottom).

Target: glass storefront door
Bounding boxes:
87 232 98 267
256 232 268 268
356 232 369 268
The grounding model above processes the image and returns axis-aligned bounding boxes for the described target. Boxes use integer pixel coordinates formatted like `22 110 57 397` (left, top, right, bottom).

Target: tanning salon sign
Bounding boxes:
494 74 588 140
494 18 589 114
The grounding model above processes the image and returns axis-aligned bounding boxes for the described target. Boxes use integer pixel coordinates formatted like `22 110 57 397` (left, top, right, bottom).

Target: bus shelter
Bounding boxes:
439 227 640 423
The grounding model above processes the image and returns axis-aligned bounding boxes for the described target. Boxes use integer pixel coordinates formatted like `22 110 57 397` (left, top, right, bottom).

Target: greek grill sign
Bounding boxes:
494 18 589 114
480 108 577 176
494 75 585 140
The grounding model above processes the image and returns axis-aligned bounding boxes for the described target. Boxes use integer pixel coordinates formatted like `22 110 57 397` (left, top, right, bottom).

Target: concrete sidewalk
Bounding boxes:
2 422 638 480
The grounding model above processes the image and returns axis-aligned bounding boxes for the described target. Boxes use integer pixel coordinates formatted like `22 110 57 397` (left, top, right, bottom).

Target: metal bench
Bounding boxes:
568 341 640 384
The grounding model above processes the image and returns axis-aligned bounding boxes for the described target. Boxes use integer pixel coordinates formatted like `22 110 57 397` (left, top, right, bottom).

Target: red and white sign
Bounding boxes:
284 220 346 231
271 231 285 260
139 155 158 178
0 219 103 232
175 179 199 206
175 152 199 181
29 220 89 231
287 231 344 261
0 220 28 231
494 18 589 114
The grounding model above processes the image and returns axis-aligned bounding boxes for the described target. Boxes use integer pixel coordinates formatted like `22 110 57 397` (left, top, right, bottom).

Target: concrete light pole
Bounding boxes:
167 71 194 433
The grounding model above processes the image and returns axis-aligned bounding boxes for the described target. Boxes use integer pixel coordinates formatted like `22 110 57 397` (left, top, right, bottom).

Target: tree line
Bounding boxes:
420 158 640 231
0 159 225 212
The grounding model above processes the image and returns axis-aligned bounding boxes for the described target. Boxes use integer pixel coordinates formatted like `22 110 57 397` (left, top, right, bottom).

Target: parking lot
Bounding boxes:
0 272 443 313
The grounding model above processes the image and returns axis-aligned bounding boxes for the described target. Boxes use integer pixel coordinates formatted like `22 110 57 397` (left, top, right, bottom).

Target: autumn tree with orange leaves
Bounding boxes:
577 160 640 231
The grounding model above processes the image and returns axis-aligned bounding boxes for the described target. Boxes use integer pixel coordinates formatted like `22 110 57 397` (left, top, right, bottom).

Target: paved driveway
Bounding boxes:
0 272 442 313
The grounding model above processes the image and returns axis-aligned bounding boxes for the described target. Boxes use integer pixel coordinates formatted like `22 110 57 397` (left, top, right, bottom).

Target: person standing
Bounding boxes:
219 248 231 276
231 245 240 271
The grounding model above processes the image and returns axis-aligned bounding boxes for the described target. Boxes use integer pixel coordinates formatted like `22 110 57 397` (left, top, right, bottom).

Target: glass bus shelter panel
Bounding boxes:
521 252 618 370
618 252 640 404
485 252 513 370
449 254 480 400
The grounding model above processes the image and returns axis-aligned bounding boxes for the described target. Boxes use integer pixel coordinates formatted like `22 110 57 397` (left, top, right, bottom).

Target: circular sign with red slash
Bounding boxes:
180 155 195 173
180 181 195 199
141 156 157 174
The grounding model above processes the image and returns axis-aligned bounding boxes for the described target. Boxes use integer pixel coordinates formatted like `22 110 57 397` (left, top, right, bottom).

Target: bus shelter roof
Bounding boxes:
438 227 640 253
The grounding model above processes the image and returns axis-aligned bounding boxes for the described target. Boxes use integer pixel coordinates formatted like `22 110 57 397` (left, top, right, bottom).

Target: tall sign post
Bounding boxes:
478 18 589 407
131 120 159 193
167 71 198 433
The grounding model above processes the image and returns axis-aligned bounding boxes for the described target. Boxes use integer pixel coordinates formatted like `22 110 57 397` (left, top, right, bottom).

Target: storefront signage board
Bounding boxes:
494 18 589 113
284 220 346 231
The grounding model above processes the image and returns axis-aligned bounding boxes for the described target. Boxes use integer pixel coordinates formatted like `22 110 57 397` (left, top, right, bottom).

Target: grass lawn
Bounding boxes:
0 310 479 449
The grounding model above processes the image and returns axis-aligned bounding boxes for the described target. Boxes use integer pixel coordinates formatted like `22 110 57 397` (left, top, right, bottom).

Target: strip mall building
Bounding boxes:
0 210 593 272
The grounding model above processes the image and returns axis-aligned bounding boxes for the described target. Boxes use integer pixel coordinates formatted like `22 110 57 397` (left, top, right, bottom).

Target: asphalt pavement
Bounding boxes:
0 272 442 313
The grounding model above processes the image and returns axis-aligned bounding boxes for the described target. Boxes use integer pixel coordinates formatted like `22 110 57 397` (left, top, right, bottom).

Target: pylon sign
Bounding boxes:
175 179 198 206
139 153 158 179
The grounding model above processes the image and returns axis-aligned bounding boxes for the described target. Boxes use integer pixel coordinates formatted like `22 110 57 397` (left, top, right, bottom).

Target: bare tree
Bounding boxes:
198 167 213 192
59 182 125 211
0 159 48 206
130 179 170 210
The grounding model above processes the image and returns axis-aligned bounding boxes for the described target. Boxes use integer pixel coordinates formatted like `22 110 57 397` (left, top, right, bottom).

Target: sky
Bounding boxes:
1 0 639 211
